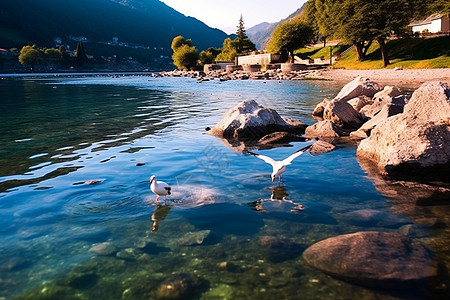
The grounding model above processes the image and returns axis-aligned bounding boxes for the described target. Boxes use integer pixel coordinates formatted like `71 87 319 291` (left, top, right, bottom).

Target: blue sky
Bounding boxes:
159 0 307 33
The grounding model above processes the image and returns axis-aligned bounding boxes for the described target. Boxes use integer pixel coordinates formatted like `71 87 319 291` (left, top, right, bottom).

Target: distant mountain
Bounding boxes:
247 5 305 50
0 0 233 69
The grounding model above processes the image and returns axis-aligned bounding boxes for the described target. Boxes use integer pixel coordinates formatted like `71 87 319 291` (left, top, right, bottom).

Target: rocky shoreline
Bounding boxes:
152 67 450 88
205 77 449 290
152 67 329 82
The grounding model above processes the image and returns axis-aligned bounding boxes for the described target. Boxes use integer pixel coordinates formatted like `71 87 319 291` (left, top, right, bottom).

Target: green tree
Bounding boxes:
199 50 215 65
171 35 193 52
44 48 62 62
234 15 256 54
266 17 314 63
18 45 43 70
215 38 237 62
311 0 422 67
172 44 199 70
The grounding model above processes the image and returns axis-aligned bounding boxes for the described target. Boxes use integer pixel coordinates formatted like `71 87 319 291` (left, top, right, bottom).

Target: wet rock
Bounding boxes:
64 271 98 289
303 231 437 289
209 99 305 141
259 236 303 262
177 230 211 246
155 272 204 300
357 82 450 181
83 179 105 185
257 132 304 144
340 209 410 228
333 76 380 103
89 242 117 256
309 139 336 154
305 120 342 138
399 224 431 239
116 248 138 260
1 257 31 271
217 261 243 272
284 118 309 133
136 162 145 166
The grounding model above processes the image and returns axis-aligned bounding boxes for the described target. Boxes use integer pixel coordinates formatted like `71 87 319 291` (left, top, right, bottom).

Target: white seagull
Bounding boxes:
149 175 172 203
245 144 313 184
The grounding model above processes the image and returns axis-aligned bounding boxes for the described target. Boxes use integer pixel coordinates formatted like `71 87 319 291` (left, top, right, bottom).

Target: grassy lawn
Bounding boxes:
295 37 450 69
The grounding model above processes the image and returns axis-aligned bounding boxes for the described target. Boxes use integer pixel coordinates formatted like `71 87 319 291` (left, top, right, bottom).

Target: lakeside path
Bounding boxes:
315 68 450 88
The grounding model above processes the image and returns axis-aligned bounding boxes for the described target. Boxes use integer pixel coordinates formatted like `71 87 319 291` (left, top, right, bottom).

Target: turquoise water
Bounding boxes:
0 75 448 299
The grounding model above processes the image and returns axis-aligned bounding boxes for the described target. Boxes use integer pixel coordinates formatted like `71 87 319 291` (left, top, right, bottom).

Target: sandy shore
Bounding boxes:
315 68 450 88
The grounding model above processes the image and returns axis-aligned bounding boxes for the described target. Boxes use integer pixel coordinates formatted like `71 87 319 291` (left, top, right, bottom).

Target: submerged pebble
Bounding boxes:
89 242 117 256
177 230 211 246
155 272 204 300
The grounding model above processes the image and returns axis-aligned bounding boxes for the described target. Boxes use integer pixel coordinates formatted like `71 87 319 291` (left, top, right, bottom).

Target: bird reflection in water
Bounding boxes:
248 185 304 213
151 204 171 232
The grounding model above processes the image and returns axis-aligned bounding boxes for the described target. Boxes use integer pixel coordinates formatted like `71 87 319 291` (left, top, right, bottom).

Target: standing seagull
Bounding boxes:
149 175 172 203
245 144 313 184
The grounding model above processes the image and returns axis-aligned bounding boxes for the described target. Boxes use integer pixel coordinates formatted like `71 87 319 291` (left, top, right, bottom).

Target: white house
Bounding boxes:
408 13 450 34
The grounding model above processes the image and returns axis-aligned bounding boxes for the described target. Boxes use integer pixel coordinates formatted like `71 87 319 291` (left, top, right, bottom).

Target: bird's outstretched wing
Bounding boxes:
282 144 313 165
245 150 276 167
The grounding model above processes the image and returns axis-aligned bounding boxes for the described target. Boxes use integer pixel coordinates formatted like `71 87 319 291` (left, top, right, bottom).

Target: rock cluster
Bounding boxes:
357 81 450 180
152 68 326 82
308 77 449 181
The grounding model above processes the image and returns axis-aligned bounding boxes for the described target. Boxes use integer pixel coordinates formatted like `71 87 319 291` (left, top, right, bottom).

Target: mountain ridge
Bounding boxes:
0 0 232 68
246 5 305 50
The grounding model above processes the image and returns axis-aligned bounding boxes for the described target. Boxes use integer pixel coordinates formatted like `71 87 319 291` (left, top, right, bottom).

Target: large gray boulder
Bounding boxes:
357 81 450 180
210 99 305 141
323 99 364 129
305 120 342 138
333 76 380 102
303 231 437 289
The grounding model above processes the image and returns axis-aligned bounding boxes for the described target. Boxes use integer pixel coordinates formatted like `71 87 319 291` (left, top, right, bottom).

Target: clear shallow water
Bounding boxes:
0 75 448 299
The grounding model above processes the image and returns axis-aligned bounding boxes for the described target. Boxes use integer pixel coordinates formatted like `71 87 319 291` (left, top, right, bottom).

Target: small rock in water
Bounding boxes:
177 230 211 246
303 231 437 289
259 236 302 262
136 162 145 166
205 126 211 131
89 242 117 256
0 257 31 271
116 248 138 260
155 272 204 300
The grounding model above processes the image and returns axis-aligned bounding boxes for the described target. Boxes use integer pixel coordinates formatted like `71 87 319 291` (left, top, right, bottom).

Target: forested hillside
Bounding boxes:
0 0 232 68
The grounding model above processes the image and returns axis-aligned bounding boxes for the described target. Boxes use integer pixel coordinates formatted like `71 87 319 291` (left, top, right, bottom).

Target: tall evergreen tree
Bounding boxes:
75 42 88 66
234 15 256 55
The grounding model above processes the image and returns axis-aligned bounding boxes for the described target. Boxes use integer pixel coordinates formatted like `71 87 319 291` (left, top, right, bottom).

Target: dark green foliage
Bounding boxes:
266 18 314 63
309 0 428 67
234 15 256 55
75 42 88 66
0 0 232 67
171 36 199 70
199 50 215 65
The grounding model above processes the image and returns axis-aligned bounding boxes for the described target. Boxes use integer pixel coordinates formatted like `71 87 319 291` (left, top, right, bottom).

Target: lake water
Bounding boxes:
0 74 448 299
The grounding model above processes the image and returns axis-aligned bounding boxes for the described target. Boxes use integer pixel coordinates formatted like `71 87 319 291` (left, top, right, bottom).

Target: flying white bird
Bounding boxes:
245 144 313 184
149 175 172 203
